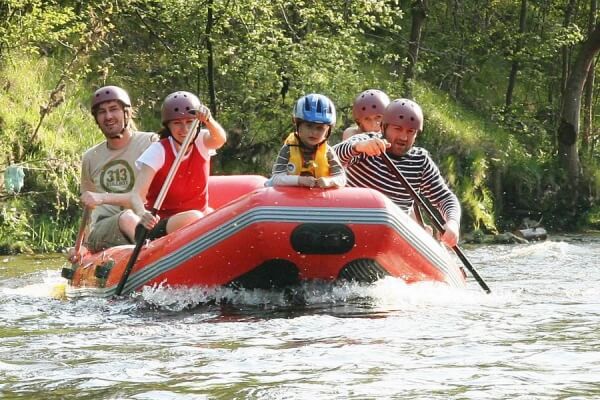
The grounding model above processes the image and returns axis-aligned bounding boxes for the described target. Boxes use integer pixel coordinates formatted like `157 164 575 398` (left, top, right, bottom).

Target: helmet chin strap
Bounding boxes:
120 109 130 136
324 126 332 140
106 107 130 139
120 116 130 136
316 127 332 146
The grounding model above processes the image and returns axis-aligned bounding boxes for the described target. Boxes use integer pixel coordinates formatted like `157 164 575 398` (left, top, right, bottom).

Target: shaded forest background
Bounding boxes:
1 0 600 253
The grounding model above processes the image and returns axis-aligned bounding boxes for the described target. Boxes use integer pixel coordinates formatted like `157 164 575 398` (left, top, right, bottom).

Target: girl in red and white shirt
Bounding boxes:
133 91 226 239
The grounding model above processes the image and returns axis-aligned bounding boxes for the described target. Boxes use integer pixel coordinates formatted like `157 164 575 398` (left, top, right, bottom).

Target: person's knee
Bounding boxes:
119 209 140 226
186 210 205 227
118 210 141 241
166 210 204 233
181 210 204 225
187 210 205 220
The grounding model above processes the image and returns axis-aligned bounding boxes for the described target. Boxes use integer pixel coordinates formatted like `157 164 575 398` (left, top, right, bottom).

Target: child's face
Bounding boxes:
358 114 383 132
297 121 330 146
384 124 418 156
167 118 196 143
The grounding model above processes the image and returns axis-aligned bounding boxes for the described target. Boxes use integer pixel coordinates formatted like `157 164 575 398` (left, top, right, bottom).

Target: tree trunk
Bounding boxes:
453 52 465 98
582 0 597 153
557 23 600 201
205 0 217 116
492 164 504 220
404 0 427 97
505 0 527 109
561 0 577 95
582 60 596 151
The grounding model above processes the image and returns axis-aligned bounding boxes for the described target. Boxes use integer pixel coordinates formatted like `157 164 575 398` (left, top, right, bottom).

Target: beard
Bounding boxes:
388 141 409 157
102 123 125 139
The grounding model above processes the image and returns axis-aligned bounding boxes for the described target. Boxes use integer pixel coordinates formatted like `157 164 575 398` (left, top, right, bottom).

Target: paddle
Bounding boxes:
114 116 201 296
381 152 491 294
73 206 92 265
55 206 92 300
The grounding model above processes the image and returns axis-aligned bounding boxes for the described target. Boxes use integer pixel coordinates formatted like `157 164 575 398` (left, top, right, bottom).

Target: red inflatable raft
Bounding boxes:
63 175 466 298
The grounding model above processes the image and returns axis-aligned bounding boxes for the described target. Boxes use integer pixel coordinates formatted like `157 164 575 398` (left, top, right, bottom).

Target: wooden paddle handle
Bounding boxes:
74 206 92 258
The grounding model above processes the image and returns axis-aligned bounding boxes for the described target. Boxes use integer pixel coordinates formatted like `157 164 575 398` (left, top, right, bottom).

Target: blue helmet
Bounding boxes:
293 94 336 126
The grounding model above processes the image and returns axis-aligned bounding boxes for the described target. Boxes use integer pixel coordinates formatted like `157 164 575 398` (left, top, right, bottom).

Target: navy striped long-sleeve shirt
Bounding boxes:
333 133 461 225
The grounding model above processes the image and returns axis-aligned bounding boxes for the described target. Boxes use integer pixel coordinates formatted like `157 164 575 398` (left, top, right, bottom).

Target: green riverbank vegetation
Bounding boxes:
2 0 600 253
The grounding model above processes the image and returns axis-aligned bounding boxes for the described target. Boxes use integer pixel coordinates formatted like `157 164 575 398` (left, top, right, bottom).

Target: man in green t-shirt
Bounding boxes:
67 86 156 262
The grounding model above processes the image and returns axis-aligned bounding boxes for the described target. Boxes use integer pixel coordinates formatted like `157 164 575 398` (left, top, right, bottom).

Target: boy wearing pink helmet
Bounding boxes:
342 89 390 141
334 98 461 247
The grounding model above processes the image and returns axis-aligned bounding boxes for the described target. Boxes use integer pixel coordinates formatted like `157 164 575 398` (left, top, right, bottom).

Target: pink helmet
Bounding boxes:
382 98 424 131
352 89 390 121
161 91 201 124
91 86 131 112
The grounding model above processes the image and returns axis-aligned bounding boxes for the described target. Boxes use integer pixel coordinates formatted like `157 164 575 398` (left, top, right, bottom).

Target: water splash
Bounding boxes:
133 276 496 315
1 269 67 299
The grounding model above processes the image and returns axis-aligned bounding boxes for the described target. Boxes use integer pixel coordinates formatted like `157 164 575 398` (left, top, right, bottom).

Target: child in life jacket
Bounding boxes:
342 89 390 141
268 93 346 188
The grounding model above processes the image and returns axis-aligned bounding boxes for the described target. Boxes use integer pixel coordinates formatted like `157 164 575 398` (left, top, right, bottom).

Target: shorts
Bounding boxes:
85 211 132 253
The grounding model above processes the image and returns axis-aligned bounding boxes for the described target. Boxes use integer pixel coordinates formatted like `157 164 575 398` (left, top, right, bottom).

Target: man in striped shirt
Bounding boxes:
333 98 461 247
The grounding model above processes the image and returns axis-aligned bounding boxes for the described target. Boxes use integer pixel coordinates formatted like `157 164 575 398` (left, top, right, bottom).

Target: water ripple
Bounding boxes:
1 236 600 399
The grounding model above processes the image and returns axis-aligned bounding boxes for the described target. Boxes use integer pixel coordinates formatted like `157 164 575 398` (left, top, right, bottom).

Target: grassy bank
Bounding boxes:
0 53 594 254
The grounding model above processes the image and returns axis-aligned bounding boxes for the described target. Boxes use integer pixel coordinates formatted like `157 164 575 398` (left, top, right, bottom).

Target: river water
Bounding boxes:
1 234 599 399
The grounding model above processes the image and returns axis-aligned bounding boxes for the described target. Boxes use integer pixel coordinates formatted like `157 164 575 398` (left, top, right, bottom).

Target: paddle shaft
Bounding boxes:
381 152 491 293
73 206 92 264
114 118 201 296
412 201 425 227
